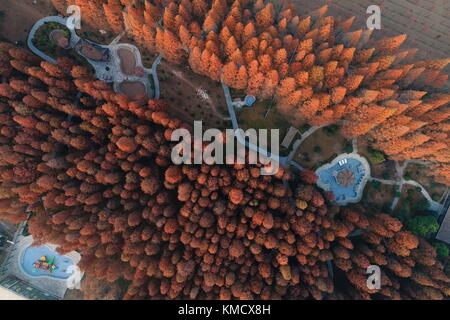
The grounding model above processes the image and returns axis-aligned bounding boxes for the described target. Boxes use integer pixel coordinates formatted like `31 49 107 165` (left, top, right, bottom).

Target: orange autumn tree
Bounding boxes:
47 1 450 186
1 39 450 300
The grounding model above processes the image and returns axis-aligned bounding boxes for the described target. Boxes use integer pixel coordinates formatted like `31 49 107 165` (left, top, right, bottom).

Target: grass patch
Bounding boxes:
367 147 386 165
405 215 439 238
80 29 113 45
237 99 290 154
294 126 348 169
323 124 340 137
31 22 95 75
32 22 71 58
433 242 449 259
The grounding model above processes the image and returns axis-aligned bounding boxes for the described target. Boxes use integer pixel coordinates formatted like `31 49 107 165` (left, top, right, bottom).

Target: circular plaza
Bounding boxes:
315 153 371 205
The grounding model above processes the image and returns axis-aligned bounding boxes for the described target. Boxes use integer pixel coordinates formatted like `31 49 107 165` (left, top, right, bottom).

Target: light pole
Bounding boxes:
0 235 14 247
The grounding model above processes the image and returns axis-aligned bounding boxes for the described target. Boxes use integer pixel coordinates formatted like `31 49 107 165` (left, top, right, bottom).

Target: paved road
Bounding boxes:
222 82 289 171
28 16 154 98
369 177 399 186
27 16 68 64
369 160 443 212
352 138 358 153
149 54 162 99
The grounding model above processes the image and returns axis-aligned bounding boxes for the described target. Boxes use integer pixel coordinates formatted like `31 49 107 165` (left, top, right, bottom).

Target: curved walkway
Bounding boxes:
144 54 162 99
286 125 324 168
222 82 285 170
222 83 444 210
370 160 443 213
28 16 155 99
27 16 69 64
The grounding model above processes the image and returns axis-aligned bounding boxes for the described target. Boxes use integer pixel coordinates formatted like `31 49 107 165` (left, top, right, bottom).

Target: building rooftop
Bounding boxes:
436 207 450 244
0 275 57 300
0 284 27 300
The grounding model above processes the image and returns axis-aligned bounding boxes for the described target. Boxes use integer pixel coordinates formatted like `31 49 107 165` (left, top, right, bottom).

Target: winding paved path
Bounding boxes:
223 83 445 210
369 160 443 213
352 138 358 153
284 125 323 170
147 54 162 99
28 16 155 99
222 82 288 171
369 177 399 186
27 16 69 64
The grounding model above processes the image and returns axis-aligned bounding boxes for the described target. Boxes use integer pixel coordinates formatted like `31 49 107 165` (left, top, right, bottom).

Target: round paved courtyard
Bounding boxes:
316 153 371 205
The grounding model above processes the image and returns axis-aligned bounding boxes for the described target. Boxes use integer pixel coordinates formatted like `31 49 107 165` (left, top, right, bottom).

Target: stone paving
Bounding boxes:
28 16 155 99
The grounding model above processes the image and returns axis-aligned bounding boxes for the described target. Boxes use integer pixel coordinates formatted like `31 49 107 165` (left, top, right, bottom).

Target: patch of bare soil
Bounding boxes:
50 29 69 48
294 128 348 170
158 60 230 130
117 48 137 76
118 81 147 101
0 0 56 44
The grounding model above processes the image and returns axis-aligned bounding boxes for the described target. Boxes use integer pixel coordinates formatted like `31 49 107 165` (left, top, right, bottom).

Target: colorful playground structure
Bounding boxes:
33 256 57 273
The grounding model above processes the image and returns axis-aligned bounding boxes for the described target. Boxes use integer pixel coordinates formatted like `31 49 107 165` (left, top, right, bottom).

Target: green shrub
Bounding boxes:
414 198 430 211
31 22 71 57
324 124 339 137
406 215 439 238
433 242 449 259
368 148 386 165
299 124 311 133
371 180 381 190
343 140 353 153
313 145 322 154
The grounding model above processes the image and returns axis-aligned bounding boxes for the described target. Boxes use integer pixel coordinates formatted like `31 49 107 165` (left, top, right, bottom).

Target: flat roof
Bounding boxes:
436 207 450 244
0 286 27 300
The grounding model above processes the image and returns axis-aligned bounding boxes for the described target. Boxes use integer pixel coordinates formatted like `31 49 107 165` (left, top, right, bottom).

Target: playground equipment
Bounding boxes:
33 255 57 273
244 95 256 107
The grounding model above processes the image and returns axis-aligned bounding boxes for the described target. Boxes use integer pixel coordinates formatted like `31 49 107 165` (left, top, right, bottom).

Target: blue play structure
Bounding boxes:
317 157 367 204
244 95 256 107
21 245 74 279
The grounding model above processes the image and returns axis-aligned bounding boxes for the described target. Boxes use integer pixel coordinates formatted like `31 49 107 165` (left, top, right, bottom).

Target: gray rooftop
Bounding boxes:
436 207 450 244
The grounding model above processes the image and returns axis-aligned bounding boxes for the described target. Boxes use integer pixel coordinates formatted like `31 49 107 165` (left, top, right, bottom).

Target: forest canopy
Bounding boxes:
0 38 449 299
49 0 450 185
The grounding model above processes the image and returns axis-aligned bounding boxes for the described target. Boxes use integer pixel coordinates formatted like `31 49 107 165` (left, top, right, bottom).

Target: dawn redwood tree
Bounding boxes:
57 0 447 181
103 0 125 34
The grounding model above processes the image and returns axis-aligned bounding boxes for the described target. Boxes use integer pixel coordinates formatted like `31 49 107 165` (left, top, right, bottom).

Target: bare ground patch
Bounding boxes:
0 0 55 44
294 126 351 170
158 60 230 129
